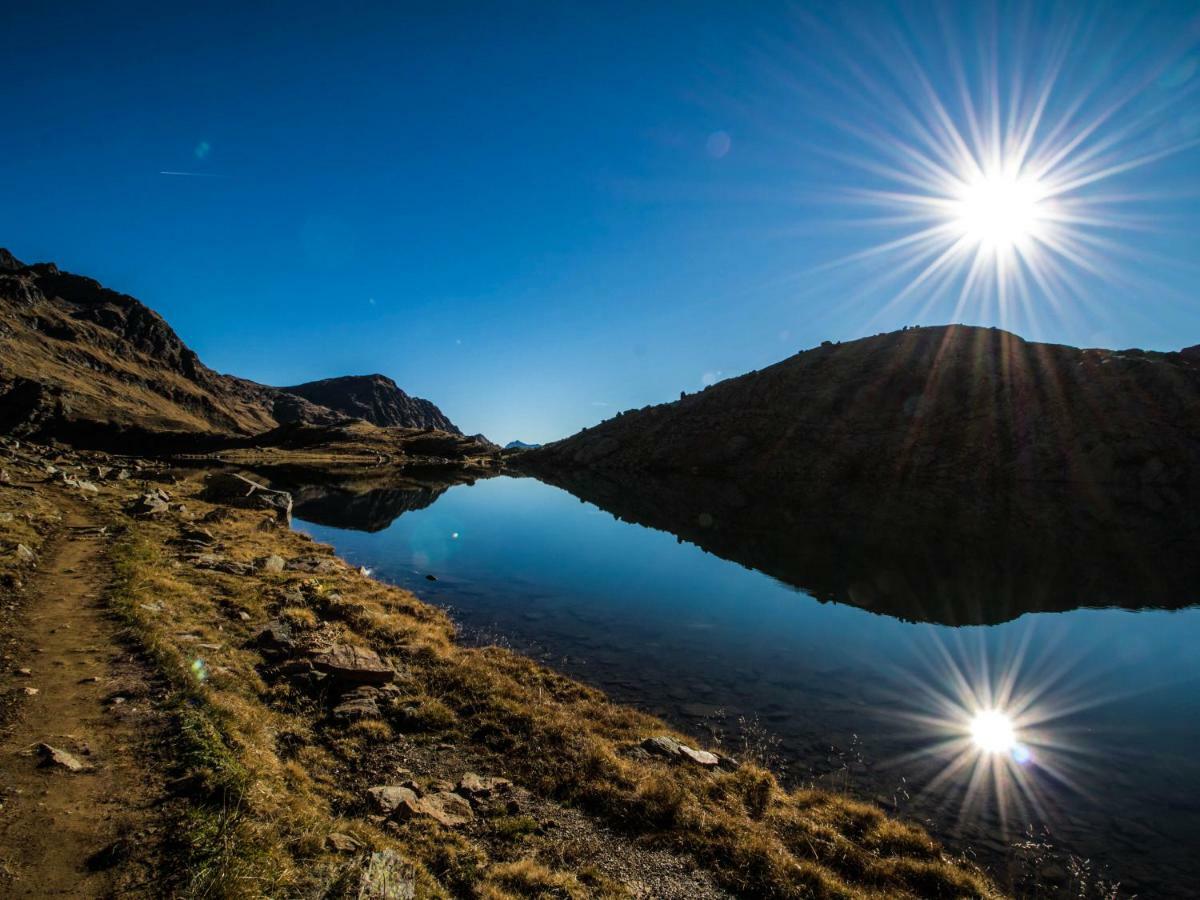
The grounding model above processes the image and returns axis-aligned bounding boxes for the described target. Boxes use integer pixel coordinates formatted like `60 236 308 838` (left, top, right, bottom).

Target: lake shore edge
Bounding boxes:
0 439 1003 899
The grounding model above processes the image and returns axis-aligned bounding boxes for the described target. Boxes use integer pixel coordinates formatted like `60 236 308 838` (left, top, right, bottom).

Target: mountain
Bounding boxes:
0 250 461 450
504 440 541 450
529 325 1200 489
281 374 460 434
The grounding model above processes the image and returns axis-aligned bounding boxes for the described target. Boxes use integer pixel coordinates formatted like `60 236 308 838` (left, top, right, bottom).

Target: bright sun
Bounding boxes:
969 709 1017 754
954 169 1046 254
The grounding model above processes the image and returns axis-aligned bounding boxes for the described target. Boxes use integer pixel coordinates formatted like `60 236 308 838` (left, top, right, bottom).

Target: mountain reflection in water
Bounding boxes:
284 463 1200 626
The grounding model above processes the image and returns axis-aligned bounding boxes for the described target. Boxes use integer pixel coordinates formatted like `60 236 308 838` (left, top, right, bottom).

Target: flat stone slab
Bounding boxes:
310 644 393 685
641 735 721 767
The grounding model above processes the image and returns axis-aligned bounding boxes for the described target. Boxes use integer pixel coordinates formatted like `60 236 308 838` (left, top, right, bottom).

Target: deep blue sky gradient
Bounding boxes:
4 1 1199 442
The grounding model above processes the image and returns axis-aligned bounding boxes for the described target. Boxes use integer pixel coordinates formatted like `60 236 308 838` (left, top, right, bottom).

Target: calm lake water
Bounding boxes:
294 474 1200 898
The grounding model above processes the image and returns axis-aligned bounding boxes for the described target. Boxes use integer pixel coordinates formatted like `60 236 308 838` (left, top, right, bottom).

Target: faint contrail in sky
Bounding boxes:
158 170 227 178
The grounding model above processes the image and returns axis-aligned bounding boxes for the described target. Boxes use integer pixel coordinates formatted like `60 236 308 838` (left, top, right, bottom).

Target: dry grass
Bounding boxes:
82 466 1003 899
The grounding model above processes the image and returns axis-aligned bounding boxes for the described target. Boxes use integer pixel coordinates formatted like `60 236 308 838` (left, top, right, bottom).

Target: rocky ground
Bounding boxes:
0 436 1003 899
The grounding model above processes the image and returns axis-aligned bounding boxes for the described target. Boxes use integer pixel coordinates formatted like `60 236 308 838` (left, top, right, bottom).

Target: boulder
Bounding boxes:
260 554 285 573
201 472 292 525
310 644 393 685
15 543 35 563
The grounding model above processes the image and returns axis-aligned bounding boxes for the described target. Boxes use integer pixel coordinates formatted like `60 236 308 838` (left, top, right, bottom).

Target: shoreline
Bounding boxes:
0 438 1002 898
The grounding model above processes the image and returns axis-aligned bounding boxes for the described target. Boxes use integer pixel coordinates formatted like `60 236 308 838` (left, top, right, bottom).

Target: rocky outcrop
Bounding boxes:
530 325 1200 489
280 374 461 434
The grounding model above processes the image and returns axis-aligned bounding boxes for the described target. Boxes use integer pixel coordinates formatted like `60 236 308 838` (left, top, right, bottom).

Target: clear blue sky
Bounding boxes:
4 1 1199 443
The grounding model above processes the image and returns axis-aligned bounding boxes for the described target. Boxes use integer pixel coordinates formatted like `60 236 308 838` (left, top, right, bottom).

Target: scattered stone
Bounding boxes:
22 686 38 696
198 506 232 524
310 644 393 685
254 620 296 658
36 743 90 773
333 686 382 720
260 554 285 573
0 470 9 483
15 544 35 563
678 745 720 767
129 493 169 517
178 527 217 547
15 668 32 677
410 791 474 828
368 784 419 816
115 469 131 480
641 735 721 767
456 773 512 801
325 832 361 854
78 675 101 684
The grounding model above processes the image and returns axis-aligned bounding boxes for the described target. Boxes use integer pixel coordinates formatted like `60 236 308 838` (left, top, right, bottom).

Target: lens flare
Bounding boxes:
969 709 1017 754
954 170 1047 253
795 5 1200 333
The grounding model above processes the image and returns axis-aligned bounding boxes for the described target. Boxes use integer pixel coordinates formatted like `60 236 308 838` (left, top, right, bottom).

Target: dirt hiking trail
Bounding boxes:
0 499 164 897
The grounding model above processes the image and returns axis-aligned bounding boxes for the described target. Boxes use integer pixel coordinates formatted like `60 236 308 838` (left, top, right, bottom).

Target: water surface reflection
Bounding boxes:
285 472 1199 898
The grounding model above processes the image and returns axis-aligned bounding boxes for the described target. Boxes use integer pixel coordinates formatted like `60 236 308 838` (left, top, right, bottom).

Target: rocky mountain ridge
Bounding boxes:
281 374 459 434
0 250 462 449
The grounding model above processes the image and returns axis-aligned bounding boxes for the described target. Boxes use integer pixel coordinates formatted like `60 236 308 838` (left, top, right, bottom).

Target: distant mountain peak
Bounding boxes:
0 252 463 448
280 374 461 434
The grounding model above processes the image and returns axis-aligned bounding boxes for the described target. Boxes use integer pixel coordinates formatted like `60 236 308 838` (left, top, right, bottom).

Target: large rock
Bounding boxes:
367 784 418 816
309 644 393 685
201 472 293 525
393 791 474 828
